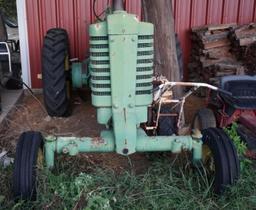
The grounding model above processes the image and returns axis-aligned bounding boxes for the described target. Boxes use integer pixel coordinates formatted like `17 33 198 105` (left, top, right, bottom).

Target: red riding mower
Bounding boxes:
193 75 256 158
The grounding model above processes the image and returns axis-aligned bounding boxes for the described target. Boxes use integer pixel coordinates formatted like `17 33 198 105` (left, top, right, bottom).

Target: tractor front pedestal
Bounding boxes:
44 129 203 168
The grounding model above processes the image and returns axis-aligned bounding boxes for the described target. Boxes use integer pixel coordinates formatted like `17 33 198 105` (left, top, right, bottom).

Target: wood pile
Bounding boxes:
244 42 256 75
229 23 256 75
189 23 245 88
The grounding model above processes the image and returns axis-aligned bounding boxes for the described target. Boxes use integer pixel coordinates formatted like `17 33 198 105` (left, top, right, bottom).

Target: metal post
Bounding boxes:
113 0 124 11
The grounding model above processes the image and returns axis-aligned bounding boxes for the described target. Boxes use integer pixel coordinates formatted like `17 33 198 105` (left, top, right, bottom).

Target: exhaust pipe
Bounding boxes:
113 0 124 11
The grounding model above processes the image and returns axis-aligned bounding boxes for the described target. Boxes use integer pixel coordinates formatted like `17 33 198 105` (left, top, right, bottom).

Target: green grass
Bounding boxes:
1 156 256 210
1 126 256 210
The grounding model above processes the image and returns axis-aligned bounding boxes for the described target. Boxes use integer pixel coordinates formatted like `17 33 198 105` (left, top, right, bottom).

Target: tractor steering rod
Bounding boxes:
113 0 124 11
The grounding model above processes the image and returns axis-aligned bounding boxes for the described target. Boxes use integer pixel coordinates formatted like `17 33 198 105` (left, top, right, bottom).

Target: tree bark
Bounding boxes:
142 0 184 126
142 0 181 84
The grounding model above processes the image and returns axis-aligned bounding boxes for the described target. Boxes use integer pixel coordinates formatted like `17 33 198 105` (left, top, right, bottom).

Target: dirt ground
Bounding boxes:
0 91 205 174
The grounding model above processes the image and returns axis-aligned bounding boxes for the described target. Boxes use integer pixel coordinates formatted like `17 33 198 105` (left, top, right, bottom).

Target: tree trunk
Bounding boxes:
142 0 184 126
142 0 181 84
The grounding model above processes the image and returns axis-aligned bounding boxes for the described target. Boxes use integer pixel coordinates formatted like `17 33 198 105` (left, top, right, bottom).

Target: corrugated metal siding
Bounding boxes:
26 0 256 88
26 0 141 88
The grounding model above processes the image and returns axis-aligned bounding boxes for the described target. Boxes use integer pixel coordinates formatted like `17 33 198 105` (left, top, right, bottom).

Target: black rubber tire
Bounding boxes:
202 128 240 194
157 106 176 136
42 28 70 117
13 131 44 200
175 34 184 81
193 108 216 130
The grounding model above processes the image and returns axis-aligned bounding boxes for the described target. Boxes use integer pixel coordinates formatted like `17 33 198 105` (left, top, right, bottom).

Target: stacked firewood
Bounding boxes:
189 23 245 87
229 23 256 75
244 42 256 75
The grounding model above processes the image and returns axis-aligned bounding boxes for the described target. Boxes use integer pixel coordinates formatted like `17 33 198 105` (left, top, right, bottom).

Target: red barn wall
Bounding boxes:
26 0 256 88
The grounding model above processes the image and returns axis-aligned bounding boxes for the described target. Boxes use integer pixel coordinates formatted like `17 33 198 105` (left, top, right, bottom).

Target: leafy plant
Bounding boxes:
1 156 256 210
225 123 247 156
225 123 252 171
85 195 112 210
0 125 255 209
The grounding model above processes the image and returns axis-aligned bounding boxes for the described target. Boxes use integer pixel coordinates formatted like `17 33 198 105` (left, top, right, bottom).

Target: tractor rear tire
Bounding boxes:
193 108 216 130
13 131 44 200
42 28 70 117
157 106 176 136
201 128 240 194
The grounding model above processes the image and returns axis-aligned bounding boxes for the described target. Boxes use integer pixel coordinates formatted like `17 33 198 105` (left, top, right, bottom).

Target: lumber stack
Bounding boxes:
244 42 256 74
189 23 245 88
229 23 256 75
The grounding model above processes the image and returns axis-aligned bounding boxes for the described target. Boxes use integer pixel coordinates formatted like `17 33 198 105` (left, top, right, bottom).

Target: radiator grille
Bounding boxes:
91 84 111 88
137 59 153 64
91 68 110 73
137 51 154 56
90 44 109 49
92 91 111 96
91 60 110 65
136 82 152 87
136 75 152 80
90 36 108 41
90 36 111 97
138 43 153 48
137 67 152 72
138 35 154 39
90 52 109 57
136 34 154 96
91 76 111 80
90 33 154 101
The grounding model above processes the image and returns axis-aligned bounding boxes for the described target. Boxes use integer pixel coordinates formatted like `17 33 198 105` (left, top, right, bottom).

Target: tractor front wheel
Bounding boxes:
13 131 44 200
201 128 240 194
193 108 216 130
42 28 71 117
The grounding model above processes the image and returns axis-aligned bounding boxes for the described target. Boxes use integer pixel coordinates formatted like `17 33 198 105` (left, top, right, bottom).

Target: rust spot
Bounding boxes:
92 137 105 146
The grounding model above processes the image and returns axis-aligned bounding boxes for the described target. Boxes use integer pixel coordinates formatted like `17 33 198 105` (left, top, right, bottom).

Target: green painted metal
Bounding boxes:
44 129 202 168
44 10 204 167
88 11 154 155
108 15 138 155
72 59 90 88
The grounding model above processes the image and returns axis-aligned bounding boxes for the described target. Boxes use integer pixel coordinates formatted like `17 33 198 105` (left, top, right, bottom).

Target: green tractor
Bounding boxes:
13 0 240 200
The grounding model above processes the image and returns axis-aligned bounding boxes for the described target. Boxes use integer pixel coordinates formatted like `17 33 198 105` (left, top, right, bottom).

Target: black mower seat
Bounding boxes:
220 75 256 110
0 43 7 52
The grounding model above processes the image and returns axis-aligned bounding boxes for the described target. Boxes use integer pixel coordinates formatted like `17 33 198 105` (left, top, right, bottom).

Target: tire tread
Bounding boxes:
42 28 70 117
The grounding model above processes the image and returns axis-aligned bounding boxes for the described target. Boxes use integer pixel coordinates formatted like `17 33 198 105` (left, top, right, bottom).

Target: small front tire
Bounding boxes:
193 108 216 130
13 131 44 200
201 128 240 194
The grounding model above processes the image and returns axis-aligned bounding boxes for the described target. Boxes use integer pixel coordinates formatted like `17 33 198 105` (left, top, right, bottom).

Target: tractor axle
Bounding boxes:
44 129 202 168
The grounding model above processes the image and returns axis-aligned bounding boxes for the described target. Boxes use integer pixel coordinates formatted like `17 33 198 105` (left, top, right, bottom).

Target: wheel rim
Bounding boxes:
202 144 215 174
195 117 215 173
36 149 44 169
